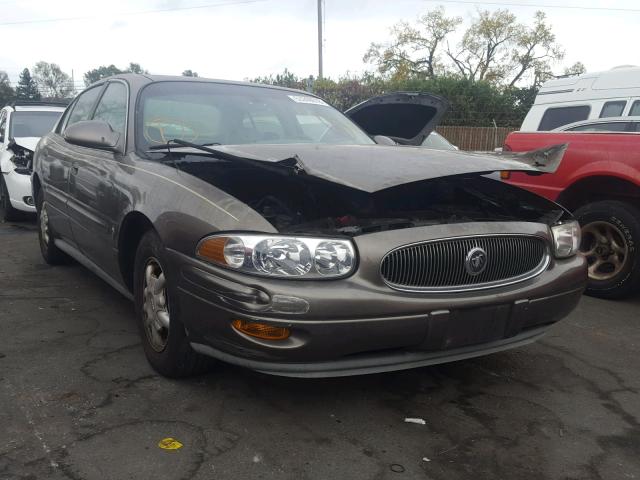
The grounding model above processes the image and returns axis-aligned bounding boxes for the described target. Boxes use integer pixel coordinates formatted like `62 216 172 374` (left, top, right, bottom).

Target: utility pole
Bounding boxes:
317 0 323 79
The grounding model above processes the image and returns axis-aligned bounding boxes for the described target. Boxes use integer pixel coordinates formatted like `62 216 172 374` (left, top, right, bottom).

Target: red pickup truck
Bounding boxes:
503 131 640 299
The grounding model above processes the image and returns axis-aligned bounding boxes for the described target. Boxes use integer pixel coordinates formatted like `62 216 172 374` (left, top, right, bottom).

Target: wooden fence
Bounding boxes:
435 126 515 151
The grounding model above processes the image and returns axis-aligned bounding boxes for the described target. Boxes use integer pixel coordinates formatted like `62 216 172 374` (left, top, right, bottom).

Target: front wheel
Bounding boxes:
574 200 640 299
0 175 23 222
134 230 212 377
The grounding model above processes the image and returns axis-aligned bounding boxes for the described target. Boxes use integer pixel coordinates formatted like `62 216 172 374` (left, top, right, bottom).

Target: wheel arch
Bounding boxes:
118 211 156 293
557 175 640 211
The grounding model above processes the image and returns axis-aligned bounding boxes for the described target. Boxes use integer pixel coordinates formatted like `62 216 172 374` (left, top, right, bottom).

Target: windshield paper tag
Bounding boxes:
288 95 329 106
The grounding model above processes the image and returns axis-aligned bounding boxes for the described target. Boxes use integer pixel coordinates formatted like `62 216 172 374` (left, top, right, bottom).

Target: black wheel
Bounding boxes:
134 230 212 377
35 189 72 265
0 175 23 222
574 200 640 299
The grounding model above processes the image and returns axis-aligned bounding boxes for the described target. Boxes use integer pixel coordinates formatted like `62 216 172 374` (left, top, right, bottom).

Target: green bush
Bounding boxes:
253 71 535 128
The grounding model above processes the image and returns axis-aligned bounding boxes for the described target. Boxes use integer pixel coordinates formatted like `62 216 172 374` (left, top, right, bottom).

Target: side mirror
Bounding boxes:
373 135 397 146
64 120 120 151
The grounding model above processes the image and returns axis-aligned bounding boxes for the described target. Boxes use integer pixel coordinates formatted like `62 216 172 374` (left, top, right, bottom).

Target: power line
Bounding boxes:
423 0 640 13
0 0 267 26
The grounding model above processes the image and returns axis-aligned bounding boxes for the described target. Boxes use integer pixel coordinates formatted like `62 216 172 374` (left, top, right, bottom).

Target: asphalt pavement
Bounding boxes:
0 219 638 480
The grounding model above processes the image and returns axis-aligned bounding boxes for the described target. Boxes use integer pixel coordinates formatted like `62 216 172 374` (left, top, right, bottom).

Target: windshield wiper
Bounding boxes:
147 139 308 176
147 141 221 151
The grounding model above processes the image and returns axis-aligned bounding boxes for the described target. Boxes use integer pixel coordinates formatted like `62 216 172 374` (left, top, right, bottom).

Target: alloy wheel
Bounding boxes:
580 221 629 281
142 258 170 352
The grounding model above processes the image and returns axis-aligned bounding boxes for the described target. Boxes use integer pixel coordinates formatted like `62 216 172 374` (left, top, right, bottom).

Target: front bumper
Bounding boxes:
2 170 35 213
191 324 552 378
166 223 586 377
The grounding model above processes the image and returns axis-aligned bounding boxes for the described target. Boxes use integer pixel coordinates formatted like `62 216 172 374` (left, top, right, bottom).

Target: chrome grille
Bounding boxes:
380 235 549 292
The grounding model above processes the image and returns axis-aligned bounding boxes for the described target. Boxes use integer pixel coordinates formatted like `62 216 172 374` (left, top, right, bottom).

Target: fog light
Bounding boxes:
23 196 34 206
231 319 290 340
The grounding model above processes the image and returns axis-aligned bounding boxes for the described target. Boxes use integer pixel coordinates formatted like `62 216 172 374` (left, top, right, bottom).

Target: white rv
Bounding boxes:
520 66 640 131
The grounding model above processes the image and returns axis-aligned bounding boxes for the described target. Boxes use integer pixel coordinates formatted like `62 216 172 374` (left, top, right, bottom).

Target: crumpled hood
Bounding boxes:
12 137 39 152
201 143 566 193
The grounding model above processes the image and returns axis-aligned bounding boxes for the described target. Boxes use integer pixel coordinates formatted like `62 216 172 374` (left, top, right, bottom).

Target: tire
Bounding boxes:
133 230 212 377
0 175 23 222
35 189 72 265
574 200 640 299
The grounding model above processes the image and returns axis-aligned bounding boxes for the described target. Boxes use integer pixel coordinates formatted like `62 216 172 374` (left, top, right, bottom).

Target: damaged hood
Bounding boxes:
184 143 566 193
11 137 39 152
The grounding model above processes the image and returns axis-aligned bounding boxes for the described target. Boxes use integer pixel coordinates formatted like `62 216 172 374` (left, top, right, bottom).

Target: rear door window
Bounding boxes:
629 100 640 116
599 101 626 118
538 106 590 131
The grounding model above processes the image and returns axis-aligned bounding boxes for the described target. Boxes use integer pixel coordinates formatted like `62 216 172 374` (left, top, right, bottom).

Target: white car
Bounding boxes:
0 102 65 221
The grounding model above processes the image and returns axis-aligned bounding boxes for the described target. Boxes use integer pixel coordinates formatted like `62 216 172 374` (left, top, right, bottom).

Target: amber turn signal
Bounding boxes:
232 319 291 340
500 171 511 180
197 236 228 264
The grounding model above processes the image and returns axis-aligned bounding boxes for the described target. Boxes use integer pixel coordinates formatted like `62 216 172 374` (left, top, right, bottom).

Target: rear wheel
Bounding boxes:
0 175 23 222
36 189 72 265
574 200 640 299
134 230 212 377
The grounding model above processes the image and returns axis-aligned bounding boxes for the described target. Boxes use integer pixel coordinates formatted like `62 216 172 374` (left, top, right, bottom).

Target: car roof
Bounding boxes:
556 116 640 131
89 73 319 97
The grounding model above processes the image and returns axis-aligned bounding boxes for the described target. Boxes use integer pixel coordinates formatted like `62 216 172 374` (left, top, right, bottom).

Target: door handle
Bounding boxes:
71 164 79 174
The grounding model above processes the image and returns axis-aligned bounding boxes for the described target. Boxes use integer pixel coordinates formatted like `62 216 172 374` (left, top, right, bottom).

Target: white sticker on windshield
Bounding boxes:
288 95 329 106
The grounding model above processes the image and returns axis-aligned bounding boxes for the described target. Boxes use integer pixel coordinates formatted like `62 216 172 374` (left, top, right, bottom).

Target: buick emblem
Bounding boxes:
465 247 487 276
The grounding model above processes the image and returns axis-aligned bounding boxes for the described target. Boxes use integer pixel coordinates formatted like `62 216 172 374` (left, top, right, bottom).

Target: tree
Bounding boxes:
253 68 305 89
563 61 586 76
365 7 565 87
0 71 15 107
15 68 41 100
83 62 148 86
182 70 198 77
447 9 520 83
364 7 461 80
33 62 73 98
126 63 147 74
507 12 564 87
84 64 122 86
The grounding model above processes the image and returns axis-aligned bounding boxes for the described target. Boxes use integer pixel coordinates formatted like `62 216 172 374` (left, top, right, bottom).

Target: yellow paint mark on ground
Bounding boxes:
158 437 183 450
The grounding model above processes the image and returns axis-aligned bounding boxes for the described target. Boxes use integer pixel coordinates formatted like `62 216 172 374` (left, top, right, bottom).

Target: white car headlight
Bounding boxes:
551 220 581 258
196 234 356 279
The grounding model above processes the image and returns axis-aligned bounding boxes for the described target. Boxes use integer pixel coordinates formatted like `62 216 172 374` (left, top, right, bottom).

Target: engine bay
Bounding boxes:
175 157 567 236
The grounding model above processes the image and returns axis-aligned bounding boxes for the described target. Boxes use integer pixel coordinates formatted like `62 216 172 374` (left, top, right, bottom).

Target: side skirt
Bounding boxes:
54 238 134 302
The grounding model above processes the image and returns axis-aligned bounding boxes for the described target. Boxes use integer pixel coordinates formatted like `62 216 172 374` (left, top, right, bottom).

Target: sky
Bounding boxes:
1 0 639 89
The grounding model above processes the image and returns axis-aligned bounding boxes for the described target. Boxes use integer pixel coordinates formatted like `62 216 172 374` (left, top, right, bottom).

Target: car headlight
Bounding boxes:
196 234 357 279
551 220 581 258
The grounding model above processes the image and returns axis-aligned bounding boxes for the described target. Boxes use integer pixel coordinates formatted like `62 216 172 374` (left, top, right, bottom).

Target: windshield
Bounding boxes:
9 111 61 138
137 81 374 150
